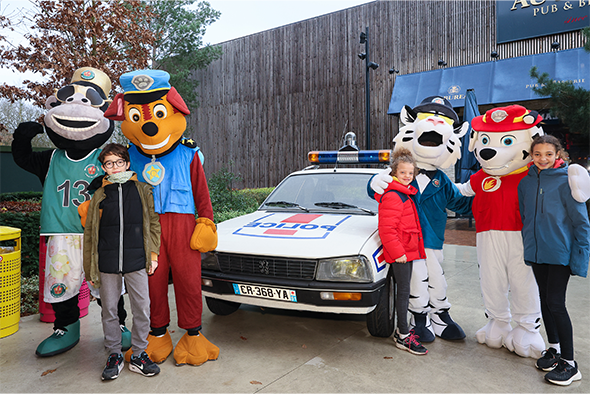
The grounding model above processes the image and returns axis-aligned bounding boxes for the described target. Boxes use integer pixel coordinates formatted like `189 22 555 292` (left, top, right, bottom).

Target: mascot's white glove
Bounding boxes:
371 167 393 195
455 180 475 197
568 164 590 203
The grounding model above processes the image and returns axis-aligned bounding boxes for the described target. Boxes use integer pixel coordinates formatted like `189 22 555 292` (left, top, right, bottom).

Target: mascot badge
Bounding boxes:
12 67 114 356
371 96 472 342
458 104 546 358
105 69 219 366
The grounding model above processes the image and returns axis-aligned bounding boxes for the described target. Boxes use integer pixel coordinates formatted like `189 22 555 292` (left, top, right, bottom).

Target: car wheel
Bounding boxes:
205 297 241 316
366 267 395 337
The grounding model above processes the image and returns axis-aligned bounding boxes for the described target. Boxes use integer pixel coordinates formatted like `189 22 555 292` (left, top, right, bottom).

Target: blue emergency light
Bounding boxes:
308 149 391 164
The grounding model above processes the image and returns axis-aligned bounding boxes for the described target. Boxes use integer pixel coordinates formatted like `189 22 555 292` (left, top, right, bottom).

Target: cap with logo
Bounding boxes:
471 105 542 132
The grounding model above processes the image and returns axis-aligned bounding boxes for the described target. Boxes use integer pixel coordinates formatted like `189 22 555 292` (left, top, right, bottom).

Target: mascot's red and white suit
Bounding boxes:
458 105 546 358
105 69 219 366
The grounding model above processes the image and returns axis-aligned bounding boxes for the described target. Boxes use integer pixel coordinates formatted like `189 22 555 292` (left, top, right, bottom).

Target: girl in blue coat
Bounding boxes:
518 135 590 386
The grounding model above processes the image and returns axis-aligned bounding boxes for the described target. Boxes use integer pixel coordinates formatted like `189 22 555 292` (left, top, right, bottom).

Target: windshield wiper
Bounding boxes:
314 201 376 215
264 201 309 212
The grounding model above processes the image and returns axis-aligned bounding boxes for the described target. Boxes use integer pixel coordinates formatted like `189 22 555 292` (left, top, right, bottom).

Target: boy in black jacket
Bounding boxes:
80 144 161 381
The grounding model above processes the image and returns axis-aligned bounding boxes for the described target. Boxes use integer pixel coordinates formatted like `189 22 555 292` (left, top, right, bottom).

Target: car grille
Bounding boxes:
216 253 317 280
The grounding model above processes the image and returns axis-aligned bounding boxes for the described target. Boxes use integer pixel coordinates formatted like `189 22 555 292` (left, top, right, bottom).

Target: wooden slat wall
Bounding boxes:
188 0 585 189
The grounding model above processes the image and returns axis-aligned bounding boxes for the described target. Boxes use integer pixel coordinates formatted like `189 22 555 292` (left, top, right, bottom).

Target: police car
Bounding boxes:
202 133 395 337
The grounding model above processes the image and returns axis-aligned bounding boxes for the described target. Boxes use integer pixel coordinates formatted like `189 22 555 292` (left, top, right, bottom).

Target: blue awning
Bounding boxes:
387 47 590 114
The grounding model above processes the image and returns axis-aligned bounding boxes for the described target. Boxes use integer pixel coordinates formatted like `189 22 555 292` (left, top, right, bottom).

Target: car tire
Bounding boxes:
205 297 241 316
366 267 395 337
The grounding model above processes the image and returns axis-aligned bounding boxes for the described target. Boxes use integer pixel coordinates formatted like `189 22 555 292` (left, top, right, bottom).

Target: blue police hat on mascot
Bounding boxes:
120 69 171 94
413 95 459 125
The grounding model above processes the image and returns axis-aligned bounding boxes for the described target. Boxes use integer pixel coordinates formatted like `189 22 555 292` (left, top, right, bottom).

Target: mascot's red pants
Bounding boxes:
149 212 202 330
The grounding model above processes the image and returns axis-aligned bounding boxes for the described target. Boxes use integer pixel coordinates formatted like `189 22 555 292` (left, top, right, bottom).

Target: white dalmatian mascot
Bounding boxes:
371 96 472 342
457 104 546 358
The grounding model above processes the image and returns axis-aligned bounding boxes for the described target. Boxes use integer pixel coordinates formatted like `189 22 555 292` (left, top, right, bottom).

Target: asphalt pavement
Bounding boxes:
1 244 589 393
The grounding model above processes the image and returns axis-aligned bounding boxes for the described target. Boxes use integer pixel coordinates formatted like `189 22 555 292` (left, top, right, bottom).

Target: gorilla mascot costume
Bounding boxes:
12 67 114 357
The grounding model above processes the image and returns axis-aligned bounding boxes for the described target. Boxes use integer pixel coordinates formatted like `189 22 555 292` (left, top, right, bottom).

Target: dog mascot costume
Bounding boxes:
12 67 115 356
457 104 546 358
104 69 219 366
458 104 590 358
370 96 472 342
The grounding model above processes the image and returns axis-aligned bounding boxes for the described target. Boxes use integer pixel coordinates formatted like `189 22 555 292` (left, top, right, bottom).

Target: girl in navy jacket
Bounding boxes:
376 148 427 355
518 135 590 386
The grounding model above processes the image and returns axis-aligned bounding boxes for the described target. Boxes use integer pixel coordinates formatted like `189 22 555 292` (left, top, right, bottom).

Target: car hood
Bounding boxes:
215 210 378 259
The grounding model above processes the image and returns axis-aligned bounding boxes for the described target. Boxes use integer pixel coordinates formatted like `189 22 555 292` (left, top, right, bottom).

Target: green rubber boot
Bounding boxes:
121 325 132 351
35 320 80 357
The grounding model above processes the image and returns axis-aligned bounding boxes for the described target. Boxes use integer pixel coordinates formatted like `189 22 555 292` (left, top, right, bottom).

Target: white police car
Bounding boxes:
202 133 395 337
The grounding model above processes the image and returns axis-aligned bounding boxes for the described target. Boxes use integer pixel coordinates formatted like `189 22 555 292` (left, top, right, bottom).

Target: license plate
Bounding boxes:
232 283 297 302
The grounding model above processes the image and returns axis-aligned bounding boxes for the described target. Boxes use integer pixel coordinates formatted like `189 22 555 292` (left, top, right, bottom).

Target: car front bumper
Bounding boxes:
201 270 386 315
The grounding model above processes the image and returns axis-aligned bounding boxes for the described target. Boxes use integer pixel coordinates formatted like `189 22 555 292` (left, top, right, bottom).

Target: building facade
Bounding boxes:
189 0 589 188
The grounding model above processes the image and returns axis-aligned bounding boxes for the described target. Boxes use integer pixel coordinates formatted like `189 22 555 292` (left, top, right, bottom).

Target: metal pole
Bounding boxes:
364 26 371 150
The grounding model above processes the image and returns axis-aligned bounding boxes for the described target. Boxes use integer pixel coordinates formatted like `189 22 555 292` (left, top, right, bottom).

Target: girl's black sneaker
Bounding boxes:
545 359 582 386
536 347 560 371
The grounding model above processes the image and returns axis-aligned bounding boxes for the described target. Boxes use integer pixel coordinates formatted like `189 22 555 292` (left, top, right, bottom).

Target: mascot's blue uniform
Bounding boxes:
413 170 471 250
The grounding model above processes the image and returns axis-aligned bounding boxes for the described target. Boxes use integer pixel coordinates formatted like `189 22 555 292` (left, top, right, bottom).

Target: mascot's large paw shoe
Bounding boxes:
173 332 220 366
121 325 132 351
35 320 80 357
409 313 435 343
504 324 545 359
430 311 466 340
475 319 511 349
126 330 173 363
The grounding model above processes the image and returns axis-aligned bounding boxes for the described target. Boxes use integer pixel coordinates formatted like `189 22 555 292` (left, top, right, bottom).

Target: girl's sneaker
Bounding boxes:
545 359 582 386
394 329 428 355
536 347 560 371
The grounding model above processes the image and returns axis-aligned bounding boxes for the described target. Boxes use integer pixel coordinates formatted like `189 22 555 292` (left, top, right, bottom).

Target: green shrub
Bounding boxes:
215 210 256 223
208 166 259 219
239 187 274 205
0 211 40 277
21 274 39 316
0 192 43 202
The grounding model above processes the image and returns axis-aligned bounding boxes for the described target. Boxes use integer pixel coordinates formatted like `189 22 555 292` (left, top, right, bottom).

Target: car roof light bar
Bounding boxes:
308 150 390 164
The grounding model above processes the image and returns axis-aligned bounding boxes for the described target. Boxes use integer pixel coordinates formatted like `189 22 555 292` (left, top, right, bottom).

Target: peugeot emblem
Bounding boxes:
258 260 270 275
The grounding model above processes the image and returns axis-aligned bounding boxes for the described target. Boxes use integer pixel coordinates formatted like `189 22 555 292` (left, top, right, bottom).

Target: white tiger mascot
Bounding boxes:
371 96 473 342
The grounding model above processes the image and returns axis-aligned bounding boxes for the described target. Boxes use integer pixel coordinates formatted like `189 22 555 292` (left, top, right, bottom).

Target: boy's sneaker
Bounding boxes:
394 329 428 355
536 347 560 371
545 359 582 386
102 353 124 381
129 351 160 377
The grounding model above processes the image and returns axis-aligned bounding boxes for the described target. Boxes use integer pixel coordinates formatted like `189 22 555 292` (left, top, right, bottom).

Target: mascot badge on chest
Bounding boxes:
105 69 219 366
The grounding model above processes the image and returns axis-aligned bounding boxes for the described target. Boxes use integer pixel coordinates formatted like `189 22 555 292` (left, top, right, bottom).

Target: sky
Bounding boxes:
0 0 371 86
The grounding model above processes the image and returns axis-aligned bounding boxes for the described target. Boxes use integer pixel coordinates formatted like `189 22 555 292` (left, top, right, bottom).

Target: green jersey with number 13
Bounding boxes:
40 149 103 235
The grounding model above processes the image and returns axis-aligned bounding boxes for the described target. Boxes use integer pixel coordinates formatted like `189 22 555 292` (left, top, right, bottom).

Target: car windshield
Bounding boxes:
262 172 378 214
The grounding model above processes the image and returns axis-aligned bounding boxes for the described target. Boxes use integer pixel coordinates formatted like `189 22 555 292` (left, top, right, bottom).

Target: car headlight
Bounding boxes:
201 252 220 271
316 256 372 282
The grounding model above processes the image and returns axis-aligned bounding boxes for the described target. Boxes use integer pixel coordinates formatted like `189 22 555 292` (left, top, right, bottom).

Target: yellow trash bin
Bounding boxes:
0 226 21 338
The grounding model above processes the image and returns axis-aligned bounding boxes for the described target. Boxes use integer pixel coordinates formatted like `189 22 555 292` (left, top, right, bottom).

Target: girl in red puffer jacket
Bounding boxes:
376 147 427 355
